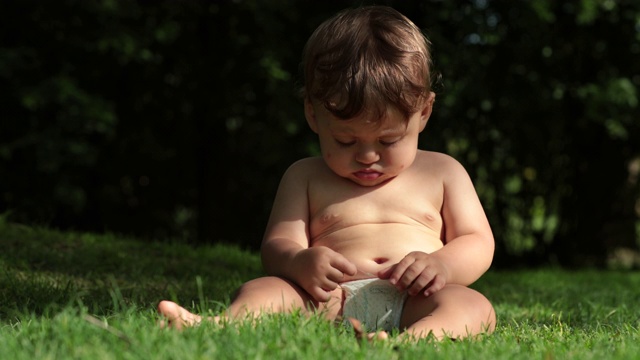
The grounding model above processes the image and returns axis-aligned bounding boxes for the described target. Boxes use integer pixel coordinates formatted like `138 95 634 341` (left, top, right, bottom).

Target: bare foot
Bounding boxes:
347 317 389 341
157 300 203 330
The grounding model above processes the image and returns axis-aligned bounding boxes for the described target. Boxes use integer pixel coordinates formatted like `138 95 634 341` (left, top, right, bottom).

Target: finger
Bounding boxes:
407 270 434 296
318 278 339 293
423 275 446 297
377 264 396 280
388 256 416 285
326 267 347 283
395 260 426 290
330 255 357 277
311 286 332 303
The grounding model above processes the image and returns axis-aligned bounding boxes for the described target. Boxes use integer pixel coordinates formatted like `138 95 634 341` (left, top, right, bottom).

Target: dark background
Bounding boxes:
1 0 639 268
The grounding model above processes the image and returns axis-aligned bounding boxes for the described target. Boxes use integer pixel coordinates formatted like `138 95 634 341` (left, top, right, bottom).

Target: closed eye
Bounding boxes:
335 139 356 147
379 137 402 146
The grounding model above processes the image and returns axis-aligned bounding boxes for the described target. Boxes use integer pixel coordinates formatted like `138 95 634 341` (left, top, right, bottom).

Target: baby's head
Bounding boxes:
300 5 434 122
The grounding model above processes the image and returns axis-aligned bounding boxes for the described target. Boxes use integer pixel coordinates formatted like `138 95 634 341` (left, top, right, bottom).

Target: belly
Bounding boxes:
312 223 444 281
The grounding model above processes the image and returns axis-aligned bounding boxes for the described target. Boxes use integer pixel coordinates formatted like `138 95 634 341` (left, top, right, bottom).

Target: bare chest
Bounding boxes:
308 176 443 241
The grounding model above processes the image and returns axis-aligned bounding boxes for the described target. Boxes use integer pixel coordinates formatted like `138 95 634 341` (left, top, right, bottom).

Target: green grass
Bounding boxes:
1 217 640 359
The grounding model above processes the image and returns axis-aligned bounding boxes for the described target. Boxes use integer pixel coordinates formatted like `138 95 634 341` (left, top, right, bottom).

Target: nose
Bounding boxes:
355 144 380 164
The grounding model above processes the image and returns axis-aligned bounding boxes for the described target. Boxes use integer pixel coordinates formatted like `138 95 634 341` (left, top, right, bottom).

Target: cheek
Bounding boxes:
387 146 416 169
323 149 349 169
322 148 332 159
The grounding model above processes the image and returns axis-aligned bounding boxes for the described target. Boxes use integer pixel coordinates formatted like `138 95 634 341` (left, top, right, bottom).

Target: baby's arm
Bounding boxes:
261 160 356 302
436 156 495 284
383 154 494 296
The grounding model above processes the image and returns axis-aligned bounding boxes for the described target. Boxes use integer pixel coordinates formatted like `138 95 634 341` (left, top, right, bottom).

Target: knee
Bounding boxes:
233 277 267 300
230 276 309 315
450 285 496 330
437 285 496 327
233 276 302 304
235 276 292 295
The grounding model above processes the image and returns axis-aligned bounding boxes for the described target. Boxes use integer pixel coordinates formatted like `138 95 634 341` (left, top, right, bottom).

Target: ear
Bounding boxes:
304 97 319 133
418 92 436 132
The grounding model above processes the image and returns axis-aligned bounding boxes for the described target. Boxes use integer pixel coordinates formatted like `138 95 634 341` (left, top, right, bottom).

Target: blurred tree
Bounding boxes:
401 0 640 266
1 0 638 267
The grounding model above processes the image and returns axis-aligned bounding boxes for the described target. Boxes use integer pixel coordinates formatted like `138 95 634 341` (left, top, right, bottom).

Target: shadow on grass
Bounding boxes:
0 219 264 321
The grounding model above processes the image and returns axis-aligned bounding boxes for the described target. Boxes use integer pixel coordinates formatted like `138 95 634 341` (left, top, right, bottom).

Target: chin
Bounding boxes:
350 176 391 187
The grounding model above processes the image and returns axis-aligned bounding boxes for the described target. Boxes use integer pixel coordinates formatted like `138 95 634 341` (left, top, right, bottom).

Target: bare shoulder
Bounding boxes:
279 157 328 184
283 157 325 176
413 150 469 177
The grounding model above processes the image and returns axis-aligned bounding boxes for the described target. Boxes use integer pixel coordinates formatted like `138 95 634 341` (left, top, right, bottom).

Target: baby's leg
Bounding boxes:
399 284 495 341
158 276 343 329
157 300 205 329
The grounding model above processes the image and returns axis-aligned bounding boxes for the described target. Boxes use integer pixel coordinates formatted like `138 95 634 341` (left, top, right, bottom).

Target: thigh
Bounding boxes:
230 276 344 320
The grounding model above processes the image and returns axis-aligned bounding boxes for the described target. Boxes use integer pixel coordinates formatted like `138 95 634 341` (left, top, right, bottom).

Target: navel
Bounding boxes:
373 257 388 264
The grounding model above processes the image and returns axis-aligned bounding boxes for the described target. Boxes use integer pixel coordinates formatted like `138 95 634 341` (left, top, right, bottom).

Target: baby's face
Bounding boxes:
309 102 426 187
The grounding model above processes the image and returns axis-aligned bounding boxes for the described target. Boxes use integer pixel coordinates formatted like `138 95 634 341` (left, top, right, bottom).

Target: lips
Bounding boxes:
353 169 382 180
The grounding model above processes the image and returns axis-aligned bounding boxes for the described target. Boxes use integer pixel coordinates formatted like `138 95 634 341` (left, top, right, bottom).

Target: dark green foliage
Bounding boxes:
1 0 639 266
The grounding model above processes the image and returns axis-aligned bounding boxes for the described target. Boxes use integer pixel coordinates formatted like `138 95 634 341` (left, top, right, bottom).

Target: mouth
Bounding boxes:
353 169 382 180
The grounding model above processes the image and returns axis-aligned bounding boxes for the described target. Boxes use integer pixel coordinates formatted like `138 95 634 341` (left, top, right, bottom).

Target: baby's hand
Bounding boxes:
379 251 449 297
291 246 357 302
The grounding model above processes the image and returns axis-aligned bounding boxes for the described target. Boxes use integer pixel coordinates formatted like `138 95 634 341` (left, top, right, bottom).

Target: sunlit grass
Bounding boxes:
1 218 639 359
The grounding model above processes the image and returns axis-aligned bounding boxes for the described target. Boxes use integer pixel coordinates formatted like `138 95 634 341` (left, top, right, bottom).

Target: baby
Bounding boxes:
158 5 496 341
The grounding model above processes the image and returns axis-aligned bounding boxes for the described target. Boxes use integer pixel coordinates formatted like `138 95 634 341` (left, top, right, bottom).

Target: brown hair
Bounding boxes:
300 6 434 120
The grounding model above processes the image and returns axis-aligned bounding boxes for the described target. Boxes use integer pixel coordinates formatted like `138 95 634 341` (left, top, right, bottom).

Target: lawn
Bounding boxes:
1 217 639 359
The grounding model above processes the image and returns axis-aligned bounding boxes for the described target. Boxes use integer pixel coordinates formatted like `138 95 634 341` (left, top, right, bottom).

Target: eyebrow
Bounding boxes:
325 111 409 136
330 128 406 139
